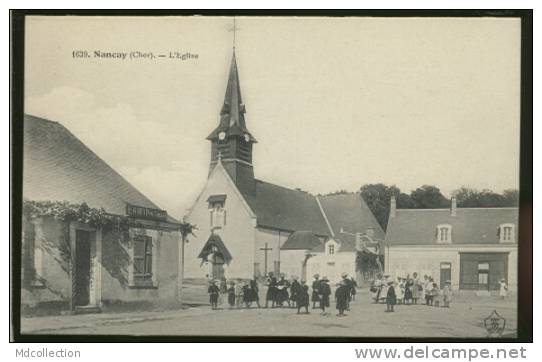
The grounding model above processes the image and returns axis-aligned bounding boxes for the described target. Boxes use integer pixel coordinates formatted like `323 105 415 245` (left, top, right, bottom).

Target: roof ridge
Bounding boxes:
397 207 519 211
253 178 314 196
316 195 335 237
25 114 60 125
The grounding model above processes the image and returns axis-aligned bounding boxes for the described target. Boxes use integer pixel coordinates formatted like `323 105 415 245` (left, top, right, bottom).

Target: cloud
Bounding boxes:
26 86 186 171
26 86 208 218
118 164 205 219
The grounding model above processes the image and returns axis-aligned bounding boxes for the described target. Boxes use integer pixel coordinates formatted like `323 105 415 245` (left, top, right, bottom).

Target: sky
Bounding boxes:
24 16 521 219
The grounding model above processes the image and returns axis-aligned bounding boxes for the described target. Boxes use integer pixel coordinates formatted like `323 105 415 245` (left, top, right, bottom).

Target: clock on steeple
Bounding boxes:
207 51 257 194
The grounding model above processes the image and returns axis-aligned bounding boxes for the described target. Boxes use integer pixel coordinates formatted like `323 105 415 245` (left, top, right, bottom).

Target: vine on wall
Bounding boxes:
23 199 133 230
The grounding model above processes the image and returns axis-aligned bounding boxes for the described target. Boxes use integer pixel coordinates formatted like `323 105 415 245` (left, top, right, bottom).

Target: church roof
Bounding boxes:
23 114 179 223
385 207 519 245
318 193 385 240
207 52 256 142
240 180 330 236
281 231 322 250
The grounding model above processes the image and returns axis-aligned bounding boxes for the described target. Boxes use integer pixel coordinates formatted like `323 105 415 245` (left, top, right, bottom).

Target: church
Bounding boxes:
184 51 383 282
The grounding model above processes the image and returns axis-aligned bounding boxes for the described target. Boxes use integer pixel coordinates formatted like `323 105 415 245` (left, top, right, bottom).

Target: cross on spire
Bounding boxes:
228 17 240 51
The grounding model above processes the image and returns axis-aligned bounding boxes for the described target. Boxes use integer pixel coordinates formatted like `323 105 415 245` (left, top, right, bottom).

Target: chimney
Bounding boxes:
365 227 374 238
451 196 457 216
390 196 396 218
355 232 363 250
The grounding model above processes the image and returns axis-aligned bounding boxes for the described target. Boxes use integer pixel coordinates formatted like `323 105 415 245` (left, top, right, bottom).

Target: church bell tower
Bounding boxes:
207 51 257 195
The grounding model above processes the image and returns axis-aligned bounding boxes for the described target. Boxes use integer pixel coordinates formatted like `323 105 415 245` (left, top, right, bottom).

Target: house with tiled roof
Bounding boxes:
22 115 182 313
184 52 383 281
385 196 518 292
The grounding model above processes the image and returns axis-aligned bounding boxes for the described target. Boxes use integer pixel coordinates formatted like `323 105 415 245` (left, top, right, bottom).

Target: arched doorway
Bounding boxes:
208 247 226 280
198 233 232 280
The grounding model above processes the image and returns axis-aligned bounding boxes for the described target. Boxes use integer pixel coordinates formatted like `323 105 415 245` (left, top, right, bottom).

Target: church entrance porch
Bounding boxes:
209 253 226 280
198 233 232 281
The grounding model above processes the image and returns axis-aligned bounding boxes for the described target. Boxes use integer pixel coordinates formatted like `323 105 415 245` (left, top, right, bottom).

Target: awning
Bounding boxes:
207 194 227 204
197 233 233 264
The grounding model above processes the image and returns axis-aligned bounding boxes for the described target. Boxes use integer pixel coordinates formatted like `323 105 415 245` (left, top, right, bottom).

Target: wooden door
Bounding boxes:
440 262 451 288
74 230 91 306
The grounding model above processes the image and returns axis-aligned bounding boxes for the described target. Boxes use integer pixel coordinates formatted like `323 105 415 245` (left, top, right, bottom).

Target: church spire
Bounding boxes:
220 52 246 129
207 43 257 194
206 50 256 142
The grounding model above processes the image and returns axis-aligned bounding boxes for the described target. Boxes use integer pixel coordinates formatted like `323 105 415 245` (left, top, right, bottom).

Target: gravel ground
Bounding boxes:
21 287 516 338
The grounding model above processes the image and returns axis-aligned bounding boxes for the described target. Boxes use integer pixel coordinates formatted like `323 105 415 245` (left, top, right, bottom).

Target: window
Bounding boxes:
210 202 226 228
436 224 452 243
499 223 515 243
133 234 153 283
328 244 335 255
208 195 227 229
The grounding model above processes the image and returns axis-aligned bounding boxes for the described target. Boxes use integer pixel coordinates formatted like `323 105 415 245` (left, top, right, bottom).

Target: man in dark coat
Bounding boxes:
335 281 349 317
386 281 397 312
318 276 331 315
296 280 310 314
311 274 320 309
265 272 278 308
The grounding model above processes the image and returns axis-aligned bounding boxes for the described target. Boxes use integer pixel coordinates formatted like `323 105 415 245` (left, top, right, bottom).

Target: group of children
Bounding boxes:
208 272 358 317
207 278 261 310
371 273 453 312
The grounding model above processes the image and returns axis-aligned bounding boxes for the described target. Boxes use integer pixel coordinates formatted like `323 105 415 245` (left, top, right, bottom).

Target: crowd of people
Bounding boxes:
370 272 453 311
207 272 358 316
209 270 509 316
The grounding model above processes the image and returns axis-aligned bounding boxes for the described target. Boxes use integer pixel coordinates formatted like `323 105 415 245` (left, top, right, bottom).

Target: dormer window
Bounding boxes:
499 223 515 243
436 224 452 243
328 244 335 255
208 195 227 228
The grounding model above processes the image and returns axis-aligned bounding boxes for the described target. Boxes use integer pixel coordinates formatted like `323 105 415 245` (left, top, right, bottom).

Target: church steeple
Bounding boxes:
207 52 256 143
207 50 256 194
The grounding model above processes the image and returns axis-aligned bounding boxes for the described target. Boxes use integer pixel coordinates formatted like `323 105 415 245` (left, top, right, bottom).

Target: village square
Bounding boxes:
18 17 521 338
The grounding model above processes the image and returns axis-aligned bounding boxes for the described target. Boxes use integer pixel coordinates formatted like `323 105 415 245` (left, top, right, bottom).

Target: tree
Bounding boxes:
410 185 449 209
360 183 414 230
502 189 519 206
176 220 197 303
453 187 519 207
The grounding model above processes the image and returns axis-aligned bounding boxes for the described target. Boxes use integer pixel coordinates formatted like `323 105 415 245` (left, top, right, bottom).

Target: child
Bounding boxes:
335 281 349 317
318 276 331 315
235 278 244 308
396 277 405 305
350 277 357 301
296 280 310 314
208 280 220 310
442 280 452 308
311 274 320 309
499 278 508 299
227 281 236 309
430 282 440 307
386 281 397 312
290 276 300 309
424 275 432 306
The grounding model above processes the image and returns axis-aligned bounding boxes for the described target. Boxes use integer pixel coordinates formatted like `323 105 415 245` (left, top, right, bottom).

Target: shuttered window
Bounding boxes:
134 235 153 277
